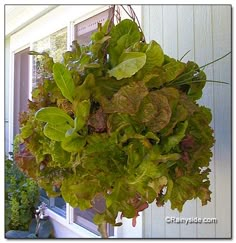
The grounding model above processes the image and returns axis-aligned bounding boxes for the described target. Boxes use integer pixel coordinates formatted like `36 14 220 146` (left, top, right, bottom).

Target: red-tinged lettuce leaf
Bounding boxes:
88 107 107 133
198 183 211 206
168 169 211 212
102 81 148 114
93 76 130 99
143 69 167 89
184 106 214 169
14 150 39 179
158 87 180 110
161 104 188 137
136 91 171 132
148 176 168 197
179 92 199 116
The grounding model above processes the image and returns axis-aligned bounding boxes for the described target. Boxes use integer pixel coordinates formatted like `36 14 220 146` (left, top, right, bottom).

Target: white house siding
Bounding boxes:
142 5 231 238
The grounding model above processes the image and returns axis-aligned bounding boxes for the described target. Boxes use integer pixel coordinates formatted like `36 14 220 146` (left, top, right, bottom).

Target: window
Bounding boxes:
74 8 113 45
32 27 67 87
73 195 114 236
39 188 66 218
13 47 30 136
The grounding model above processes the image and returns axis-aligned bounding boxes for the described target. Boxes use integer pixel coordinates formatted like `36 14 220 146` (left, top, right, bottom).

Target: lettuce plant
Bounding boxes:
14 19 215 237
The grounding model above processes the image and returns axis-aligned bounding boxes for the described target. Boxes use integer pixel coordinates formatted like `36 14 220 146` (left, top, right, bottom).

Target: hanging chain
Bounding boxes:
109 4 145 43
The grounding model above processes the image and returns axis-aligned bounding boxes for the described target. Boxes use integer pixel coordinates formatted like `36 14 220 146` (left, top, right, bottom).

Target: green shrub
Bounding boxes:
5 153 39 231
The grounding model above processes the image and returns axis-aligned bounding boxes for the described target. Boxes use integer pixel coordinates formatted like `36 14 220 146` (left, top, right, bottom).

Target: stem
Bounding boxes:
199 51 231 69
179 49 191 61
98 221 108 238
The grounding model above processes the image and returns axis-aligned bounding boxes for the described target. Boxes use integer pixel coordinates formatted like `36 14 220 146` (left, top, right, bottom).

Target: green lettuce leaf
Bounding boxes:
43 123 72 141
74 73 95 101
143 67 167 89
168 170 211 212
61 176 100 209
143 40 164 71
108 52 146 80
49 141 70 166
162 120 188 153
188 70 206 100
61 133 86 152
35 107 74 126
108 19 141 67
163 59 186 82
53 63 75 102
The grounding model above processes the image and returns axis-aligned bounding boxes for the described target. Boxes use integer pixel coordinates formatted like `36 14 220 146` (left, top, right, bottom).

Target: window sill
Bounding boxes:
46 209 100 238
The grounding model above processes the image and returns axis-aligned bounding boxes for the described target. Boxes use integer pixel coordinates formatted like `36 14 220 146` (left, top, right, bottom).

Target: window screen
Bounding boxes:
32 27 67 87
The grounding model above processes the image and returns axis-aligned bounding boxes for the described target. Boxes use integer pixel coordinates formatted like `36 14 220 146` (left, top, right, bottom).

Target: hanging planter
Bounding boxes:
14 7 217 238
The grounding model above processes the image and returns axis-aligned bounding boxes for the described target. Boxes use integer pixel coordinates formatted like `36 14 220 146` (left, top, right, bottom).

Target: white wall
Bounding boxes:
142 5 231 238
5 37 10 154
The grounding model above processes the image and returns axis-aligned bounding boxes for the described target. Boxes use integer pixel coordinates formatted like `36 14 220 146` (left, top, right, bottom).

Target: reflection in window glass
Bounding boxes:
50 196 66 218
32 27 67 86
39 188 49 206
74 8 113 46
39 188 66 218
74 208 99 235
73 195 114 236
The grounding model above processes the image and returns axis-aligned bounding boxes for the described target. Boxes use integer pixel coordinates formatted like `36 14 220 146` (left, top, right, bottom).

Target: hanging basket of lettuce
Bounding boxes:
14 18 214 238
